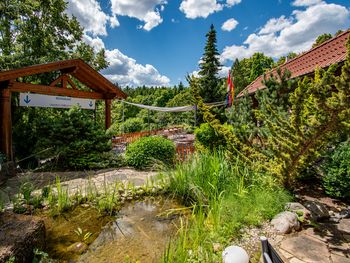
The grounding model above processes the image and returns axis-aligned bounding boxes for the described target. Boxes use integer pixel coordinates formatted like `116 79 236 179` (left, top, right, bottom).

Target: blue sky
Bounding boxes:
66 0 350 87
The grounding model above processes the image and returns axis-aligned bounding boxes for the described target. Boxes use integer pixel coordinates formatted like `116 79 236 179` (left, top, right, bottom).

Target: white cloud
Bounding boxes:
67 0 117 36
220 2 350 62
102 49 170 87
218 66 230 77
82 34 105 51
221 18 239 31
292 0 323 7
259 16 293 34
226 0 242 7
110 0 167 31
179 0 223 19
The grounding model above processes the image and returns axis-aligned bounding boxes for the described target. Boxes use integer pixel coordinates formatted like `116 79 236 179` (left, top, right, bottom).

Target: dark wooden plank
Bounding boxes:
9 82 113 100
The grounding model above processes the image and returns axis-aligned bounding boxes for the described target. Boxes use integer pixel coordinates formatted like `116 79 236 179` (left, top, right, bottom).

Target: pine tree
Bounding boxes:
198 24 222 103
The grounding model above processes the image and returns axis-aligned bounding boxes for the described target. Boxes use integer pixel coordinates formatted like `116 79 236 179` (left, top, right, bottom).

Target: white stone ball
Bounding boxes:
222 245 249 263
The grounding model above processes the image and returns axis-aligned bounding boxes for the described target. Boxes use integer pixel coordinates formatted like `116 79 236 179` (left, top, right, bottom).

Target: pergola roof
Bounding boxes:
237 30 349 98
0 58 127 99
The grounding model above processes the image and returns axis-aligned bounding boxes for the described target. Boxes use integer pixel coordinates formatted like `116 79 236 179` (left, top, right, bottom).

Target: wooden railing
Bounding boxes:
176 142 195 161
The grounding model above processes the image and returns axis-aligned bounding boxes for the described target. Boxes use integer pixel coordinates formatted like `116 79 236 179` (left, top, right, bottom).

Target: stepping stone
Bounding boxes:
289 258 307 263
330 253 350 263
280 234 330 263
338 219 350 235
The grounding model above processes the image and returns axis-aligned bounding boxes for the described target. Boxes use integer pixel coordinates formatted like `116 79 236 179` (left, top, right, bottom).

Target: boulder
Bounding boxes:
271 211 300 234
304 201 330 221
0 212 45 263
285 202 311 219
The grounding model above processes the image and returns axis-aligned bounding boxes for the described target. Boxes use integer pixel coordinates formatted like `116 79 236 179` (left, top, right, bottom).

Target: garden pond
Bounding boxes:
41 196 187 262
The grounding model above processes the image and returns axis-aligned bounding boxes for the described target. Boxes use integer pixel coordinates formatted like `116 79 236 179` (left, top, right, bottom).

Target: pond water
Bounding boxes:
42 197 186 262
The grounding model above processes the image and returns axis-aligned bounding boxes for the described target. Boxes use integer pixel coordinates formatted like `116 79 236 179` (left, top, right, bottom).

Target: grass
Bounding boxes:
163 151 291 262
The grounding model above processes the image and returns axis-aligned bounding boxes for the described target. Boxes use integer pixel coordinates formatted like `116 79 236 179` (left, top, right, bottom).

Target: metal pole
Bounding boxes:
122 100 125 134
148 109 150 134
194 104 197 127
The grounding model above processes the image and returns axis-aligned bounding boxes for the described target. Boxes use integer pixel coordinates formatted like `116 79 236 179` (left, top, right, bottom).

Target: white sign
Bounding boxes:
19 93 96 110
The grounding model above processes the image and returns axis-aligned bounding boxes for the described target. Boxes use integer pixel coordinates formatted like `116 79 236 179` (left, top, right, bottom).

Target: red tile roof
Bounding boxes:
237 30 349 98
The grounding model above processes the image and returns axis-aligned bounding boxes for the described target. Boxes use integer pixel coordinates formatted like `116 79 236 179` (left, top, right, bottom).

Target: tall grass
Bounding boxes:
163 152 291 262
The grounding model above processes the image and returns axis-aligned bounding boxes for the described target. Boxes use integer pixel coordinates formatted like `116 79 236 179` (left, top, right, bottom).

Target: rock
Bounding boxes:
271 211 300 234
285 202 311 219
67 242 88 254
339 209 350 219
304 201 330 221
337 218 350 235
0 212 45 263
222 246 249 263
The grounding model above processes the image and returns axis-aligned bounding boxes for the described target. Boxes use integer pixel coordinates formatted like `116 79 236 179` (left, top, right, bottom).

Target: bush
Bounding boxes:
194 123 232 151
121 117 145 133
125 136 176 169
322 140 350 201
33 106 114 170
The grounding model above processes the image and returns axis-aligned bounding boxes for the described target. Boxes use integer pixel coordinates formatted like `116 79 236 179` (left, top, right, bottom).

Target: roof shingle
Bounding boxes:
237 30 349 97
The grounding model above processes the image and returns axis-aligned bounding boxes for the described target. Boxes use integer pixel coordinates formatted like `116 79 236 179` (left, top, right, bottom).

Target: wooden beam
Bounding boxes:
50 75 63 87
0 60 80 82
105 99 111 130
8 82 116 100
0 88 13 160
66 76 78 90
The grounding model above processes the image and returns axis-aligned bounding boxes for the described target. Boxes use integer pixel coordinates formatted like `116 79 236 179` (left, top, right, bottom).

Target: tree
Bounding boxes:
0 0 107 71
198 24 222 103
312 33 332 48
248 53 274 83
230 53 274 95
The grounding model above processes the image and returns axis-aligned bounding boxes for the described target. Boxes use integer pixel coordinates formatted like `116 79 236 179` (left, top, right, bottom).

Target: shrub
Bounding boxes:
121 117 145 133
322 140 350 201
33 106 114 170
125 136 176 169
194 123 232 151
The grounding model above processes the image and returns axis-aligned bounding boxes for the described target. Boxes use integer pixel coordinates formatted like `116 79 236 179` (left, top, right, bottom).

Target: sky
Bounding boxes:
66 0 350 87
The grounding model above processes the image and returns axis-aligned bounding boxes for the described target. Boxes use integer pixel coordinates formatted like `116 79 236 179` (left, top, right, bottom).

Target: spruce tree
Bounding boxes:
198 24 222 103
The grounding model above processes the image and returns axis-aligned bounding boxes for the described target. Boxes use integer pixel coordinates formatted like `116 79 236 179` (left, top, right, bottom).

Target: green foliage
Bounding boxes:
123 117 146 133
194 34 350 188
32 248 53 263
30 106 114 170
163 152 291 262
194 123 231 151
198 24 222 103
0 0 107 71
231 53 274 95
312 33 332 48
322 140 350 201
74 227 93 243
125 136 176 169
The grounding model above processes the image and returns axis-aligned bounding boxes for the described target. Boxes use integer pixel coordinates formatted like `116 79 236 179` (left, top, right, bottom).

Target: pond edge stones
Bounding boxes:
270 211 300 234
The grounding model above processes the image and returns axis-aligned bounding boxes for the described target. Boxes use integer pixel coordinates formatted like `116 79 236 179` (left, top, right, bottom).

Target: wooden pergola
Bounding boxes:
0 59 127 161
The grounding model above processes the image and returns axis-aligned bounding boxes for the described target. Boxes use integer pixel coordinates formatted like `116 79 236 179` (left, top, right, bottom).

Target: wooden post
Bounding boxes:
0 88 12 160
105 99 111 130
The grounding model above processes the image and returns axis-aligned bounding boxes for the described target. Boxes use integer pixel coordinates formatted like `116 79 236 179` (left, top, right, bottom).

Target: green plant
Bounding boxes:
55 177 71 213
19 181 34 204
74 227 93 243
163 152 291 262
97 180 119 215
5 256 15 263
32 248 53 263
194 123 232 151
125 136 176 169
322 140 350 201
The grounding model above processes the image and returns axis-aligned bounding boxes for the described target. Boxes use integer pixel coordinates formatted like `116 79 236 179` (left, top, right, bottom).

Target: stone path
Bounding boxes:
0 168 157 203
275 219 350 263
